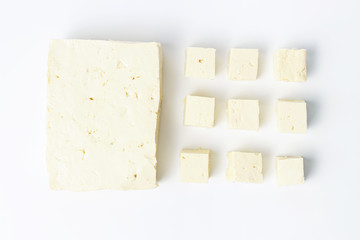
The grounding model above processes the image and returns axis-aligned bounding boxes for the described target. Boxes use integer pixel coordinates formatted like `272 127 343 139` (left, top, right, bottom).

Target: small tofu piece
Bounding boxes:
276 156 304 186
226 152 263 183
274 49 307 82
184 95 215 128
228 49 259 80
227 99 259 130
276 100 307 133
185 47 216 79
180 149 210 183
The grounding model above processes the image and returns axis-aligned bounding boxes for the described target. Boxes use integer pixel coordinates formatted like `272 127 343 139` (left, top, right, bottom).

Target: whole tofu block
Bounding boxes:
46 39 162 191
228 49 259 80
226 152 263 183
276 100 307 133
180 149 210 183
276 156 304 186
274 49 306 82
183 95 215 128
226 99 259 130
185 47 216 79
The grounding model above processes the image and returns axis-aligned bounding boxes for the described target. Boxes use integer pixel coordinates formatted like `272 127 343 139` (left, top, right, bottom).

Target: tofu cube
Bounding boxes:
226 152 263 183
180 149 210 183
228 49 259 80
274 49 307 82
276 100 307 133
184 95 215 128
227 99 259 130
276 156 304 186
185 47 216 79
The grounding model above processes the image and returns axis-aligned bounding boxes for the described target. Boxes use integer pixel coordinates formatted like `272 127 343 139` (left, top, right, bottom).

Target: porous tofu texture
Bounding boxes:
228 49 259 80
276 100 307 133
180 149 210 183
276 156 304 186
227 99 259 130
184 95 215 128
274 49 306 82
46 40 162 191
185 47 216 79
226 152 263 183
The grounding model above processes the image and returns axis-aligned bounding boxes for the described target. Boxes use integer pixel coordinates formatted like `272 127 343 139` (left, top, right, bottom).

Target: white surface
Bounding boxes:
0 0 359 239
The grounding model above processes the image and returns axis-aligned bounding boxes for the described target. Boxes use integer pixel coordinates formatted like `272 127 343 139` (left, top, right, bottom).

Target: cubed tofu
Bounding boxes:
184 95 215 128
276 100 307 133
226 152 263 183
185 47 216 79
228 49 259 80
180 149 210 183
227 99 259 130
46 40 162 191
276 156 304 186
274 49 306 82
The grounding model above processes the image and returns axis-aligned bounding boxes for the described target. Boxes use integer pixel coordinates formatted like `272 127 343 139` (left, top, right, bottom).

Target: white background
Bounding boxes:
1 0 360 239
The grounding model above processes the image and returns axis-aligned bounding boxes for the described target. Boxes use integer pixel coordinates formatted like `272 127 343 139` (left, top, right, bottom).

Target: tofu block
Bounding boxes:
184 95 215 128
227 99 259 130
226 152 263 183
228 49 259 80
46 39 162 191
276 100 307 133
185 47 216 79
180 149 210 183
276 156 304 186
274 49 307 82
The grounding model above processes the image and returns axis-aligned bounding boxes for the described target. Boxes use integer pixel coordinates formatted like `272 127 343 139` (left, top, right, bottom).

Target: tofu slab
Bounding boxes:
46 40 162 190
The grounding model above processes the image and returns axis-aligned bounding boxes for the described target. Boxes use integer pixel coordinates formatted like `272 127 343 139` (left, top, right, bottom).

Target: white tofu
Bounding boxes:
276 100 307 133
228 49 259 80
46 39 162 191
226 99 259 130
180 149 210 183
276 156 304 186
185 47 216 79
226 152 263 183
184 95 215 128
274 49 307 82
